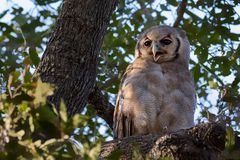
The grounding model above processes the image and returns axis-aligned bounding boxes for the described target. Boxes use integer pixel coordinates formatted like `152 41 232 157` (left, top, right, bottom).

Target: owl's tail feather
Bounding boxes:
124 116 133 138
113 112 133 139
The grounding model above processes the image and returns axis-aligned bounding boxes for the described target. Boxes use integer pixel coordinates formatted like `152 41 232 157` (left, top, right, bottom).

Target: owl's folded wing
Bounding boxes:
113 65 134 139
113 91 133 139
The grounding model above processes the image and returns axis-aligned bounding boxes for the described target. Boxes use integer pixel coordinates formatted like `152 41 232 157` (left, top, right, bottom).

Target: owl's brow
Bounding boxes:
144 36 151 40
162 34 171 39
144 34 171 41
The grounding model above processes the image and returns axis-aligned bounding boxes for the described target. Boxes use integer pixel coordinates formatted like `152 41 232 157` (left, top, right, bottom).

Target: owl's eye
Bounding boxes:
144 40 152 47
160 39 172 45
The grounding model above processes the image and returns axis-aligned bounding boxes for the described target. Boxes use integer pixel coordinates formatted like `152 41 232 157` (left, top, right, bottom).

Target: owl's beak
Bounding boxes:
152 44 164 62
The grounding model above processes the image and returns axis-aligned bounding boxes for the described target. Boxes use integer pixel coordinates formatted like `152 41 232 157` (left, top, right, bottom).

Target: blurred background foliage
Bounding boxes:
0 0 240 159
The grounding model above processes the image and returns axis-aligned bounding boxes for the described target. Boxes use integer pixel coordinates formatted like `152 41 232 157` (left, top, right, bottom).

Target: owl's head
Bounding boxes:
135 26 190 64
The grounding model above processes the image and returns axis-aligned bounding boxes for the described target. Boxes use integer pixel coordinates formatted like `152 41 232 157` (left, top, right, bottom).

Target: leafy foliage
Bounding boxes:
0 63 103 159
0 2 56 91
0 0 240 158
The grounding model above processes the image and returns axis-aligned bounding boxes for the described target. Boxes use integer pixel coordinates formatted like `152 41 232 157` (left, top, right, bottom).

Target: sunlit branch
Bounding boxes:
173 0 187 27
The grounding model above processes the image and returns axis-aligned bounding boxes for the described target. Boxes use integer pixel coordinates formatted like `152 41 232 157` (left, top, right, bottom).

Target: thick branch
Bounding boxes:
99 123 226 160
88 87 114 129
173 0 187 27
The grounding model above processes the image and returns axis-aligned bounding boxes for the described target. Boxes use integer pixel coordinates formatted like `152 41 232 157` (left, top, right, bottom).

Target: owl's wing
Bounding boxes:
113 64 134 139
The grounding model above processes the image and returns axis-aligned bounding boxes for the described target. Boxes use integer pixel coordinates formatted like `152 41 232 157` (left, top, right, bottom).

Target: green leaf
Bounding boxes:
59 99 67 122
40 138 57 149
9 130 25 140
225 127 235 150
29 47 40 67
29 116 34 132
0 10 9 19
18 101 29 112
195 47 208 63
72 114 89 128
36 105 59 125
7 73 14 97
192 64 201 83
13 14 27 26
167 0 178 6
208 81 218 89
33 80 54 105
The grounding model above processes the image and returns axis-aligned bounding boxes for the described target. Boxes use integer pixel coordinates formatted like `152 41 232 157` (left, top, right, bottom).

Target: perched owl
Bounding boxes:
113 25 196 139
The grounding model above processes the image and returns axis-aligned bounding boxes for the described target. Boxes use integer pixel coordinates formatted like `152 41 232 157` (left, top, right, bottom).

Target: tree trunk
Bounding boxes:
99 123 226 160
35 0 118 116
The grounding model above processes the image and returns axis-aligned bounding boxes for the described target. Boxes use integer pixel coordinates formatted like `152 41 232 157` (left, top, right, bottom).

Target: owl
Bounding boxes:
113 25 196 139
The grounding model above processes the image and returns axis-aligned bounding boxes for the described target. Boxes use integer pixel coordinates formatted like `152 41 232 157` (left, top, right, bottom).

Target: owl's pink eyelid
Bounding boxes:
145 36 151 40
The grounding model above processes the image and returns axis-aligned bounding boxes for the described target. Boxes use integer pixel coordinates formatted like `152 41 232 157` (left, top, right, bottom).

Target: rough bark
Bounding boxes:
35 0 118 116
99 123 226 160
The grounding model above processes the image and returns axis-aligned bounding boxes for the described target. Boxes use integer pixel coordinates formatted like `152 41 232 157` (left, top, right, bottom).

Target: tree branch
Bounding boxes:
99 122 226 159
88 87 114 129
173 0 188 27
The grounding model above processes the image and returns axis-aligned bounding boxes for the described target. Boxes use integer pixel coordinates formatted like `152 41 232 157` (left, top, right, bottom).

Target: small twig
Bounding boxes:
173 0 188 28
